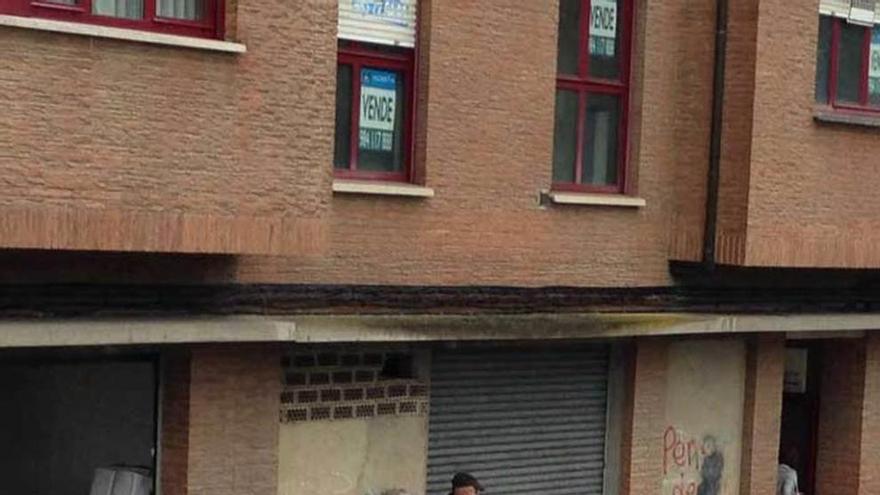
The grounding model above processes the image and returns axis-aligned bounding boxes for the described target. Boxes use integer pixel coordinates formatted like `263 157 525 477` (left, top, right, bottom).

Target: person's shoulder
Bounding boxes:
778 464 797 478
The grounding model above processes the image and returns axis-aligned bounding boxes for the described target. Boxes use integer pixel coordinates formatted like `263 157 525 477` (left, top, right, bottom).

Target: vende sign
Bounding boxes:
870 32 880 97
359 69 397 152
590 0 617 57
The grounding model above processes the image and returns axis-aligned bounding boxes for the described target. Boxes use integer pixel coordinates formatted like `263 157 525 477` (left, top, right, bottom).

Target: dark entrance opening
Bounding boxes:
779 344 822 495
0 349 158 495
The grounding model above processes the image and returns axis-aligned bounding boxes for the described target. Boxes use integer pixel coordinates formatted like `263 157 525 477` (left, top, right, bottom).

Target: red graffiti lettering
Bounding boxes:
663 426 676 475
670 473 698 495
664 426 708 475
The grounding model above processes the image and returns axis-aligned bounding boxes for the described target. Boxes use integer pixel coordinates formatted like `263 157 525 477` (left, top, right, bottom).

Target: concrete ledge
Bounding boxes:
814 106 880 128
288 312 880 342
0 14 246 53
332 179 434 198
1 312 879 347
0 316 295 347
544 190 646 208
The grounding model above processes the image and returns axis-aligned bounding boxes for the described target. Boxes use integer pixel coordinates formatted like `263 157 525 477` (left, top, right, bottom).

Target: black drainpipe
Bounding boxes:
702 0 729 270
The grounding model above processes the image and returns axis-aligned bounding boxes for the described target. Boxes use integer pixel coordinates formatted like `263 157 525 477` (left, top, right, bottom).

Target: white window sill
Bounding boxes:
542 190 646 208
814 105 880 128
0 14 246 53
332 180 434 198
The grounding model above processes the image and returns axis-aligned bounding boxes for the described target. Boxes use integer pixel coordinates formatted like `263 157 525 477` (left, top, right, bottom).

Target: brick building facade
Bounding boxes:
2 0 880 494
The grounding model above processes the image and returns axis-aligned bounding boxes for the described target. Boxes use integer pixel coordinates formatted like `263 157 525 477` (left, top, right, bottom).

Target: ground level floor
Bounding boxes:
1 328 878 495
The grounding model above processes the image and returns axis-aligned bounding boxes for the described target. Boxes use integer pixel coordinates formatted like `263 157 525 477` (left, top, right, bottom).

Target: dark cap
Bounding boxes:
450 472 483 493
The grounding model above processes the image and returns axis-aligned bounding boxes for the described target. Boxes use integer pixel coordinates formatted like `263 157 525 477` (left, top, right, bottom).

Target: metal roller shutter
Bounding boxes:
818 0 880 23
338 0 418 48
427 346 610 495
819 0 854 18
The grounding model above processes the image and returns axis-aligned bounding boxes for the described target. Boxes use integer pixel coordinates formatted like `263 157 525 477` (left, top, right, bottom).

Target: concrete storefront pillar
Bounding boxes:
738 335 785 495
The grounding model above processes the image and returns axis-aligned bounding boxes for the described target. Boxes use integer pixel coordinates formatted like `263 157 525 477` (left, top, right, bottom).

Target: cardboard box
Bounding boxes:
89 466 152 495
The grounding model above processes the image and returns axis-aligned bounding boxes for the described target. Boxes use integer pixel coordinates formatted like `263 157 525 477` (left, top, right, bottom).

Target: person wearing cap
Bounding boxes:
449 472 483 495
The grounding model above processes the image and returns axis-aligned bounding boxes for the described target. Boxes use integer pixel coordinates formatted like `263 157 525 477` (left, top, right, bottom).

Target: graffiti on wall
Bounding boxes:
663 426 725 495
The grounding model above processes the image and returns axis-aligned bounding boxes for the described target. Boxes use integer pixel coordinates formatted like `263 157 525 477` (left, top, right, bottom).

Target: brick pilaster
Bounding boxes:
161 348 192 495
815 339 866 495
621 338 668 495
738 335 784 495
187 344 281 495
858 333 880 494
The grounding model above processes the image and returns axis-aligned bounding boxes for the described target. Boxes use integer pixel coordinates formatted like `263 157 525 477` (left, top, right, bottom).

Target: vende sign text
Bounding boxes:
359 69 397 152
590 0 617 57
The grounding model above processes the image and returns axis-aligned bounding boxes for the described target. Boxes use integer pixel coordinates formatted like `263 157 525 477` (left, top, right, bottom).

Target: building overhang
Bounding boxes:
0 312 873 348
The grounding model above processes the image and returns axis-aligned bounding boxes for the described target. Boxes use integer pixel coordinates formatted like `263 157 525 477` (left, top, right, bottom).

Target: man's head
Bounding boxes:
450 472 482 495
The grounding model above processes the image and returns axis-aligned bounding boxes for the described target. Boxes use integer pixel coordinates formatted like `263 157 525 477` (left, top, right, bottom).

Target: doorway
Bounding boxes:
779 344 821 495
0 351 158 495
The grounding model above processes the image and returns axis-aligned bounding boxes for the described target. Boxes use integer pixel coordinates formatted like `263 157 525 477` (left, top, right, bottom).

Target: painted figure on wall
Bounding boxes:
697 436 723 495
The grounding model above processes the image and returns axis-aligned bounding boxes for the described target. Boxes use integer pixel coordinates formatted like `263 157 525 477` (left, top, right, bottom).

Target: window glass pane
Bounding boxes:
557 0 582 75
157 0 204 20
870 28 880 105
92 0 143 19
334 64 353 170
815 16 832 104
552 90 579 183
582 94 620 187
837 22 865 104
357 67 405 173
589 0 622 79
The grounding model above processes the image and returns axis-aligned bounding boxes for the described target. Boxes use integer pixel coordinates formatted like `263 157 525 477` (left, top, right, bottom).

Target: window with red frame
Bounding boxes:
553 0 633 193
0 0 221 38
333 41 414 181
815 15 880 111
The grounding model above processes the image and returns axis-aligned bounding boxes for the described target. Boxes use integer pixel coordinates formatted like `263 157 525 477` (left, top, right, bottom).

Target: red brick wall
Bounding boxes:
739 335 784 495
713 0 880 267
670 0 880 268
672 0 762 265
713 0 759 265
161 348 192 495
664 0 719 263
744 0 880 267
234 0 722 287
187 344 281 495
0 0 332 255
1 0 726 286
815 340 865 495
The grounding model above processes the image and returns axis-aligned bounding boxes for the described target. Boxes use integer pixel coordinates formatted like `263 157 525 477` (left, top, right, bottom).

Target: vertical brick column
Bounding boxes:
738 335 784 495
161 348 192 495
187 344 282 495
815 339 866 495
621 338 668 495
858 333 880 494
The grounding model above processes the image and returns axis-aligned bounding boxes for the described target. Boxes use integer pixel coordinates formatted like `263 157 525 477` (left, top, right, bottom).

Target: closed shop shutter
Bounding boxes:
338 0 418 48
427 346 610 495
